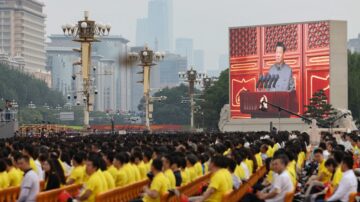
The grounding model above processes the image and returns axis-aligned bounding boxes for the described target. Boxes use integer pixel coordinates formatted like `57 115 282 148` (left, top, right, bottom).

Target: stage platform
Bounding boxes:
220 117 309 132
218 104 310 132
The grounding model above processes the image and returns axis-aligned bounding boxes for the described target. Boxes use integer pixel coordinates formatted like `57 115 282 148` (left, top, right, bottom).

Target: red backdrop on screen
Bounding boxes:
230 21 330 119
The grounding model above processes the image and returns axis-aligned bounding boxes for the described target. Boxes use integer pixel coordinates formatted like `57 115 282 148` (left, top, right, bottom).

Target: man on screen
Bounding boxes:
268 42 295 91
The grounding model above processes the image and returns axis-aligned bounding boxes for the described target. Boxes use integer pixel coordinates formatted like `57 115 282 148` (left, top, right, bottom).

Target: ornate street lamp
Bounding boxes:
62 11 110 128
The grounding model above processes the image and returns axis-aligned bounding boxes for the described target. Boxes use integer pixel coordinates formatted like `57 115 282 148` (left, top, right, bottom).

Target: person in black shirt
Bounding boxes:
42 158 65 191
171 155 182 187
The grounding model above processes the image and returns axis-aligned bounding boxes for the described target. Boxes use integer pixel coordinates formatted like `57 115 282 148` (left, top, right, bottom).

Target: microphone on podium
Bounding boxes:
272 74 280 88
256 74 264 89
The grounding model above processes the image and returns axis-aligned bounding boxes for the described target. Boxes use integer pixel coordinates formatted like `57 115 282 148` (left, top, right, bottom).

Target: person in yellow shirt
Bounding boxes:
76 155 106 202
194 160 203 178
162 155 176 189
191 155 233 202
142 158 170 202
186 154 198 182
99 159 114 190
102 151 117 180
133 151 147 180
304 158 339 200
0 159 10 189
4 158 22 187
113 153 129 187
129 156 141 182
143 150 153 174
307 148 332 184
179 156 189 186
67 153 86 185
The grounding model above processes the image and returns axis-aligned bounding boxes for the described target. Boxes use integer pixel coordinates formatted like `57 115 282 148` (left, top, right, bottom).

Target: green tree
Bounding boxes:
199 69 229 130
348 51 360 121
304 89 337 127
0 64 65 108
151 84 192 125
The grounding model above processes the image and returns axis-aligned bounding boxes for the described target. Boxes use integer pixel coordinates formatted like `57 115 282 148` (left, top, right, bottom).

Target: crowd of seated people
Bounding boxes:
0 130 359 202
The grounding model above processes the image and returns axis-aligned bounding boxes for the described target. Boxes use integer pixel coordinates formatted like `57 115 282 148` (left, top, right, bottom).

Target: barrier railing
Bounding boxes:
0 181 45 202
36 184 82 202
222 166 267 202
95 179 149 202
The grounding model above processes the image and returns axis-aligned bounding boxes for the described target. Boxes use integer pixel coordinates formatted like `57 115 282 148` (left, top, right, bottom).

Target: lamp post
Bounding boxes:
62 11 110 129
179 67 206 130
124 45 165 131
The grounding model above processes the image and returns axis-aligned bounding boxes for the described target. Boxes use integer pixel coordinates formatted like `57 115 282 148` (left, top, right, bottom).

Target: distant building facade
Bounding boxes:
46 35 130 112
0 0 46 72
348 34 360 53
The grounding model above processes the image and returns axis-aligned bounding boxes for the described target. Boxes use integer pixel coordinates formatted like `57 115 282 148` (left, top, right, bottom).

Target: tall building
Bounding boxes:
157 52 187 88
136 0 173 51
175 38 193 66
0 0 46 72
348 33 360 53
46 35 130 112
193 49 204 71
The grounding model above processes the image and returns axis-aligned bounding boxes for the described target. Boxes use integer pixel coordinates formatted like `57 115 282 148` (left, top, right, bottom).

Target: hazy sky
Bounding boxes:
43 0 360 70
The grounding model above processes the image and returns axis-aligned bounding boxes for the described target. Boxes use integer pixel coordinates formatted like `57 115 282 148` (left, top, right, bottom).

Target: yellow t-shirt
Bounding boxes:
103 170 115 190
204 163 209 174
144 161 151 173
0 171 10 189
234 164 248 180
114 167 128 187
297 152 306 169
331 166 342 187
206 169 233 202
255 153 263 168
82 171 106 202
245 159 253 174
107 165 118 180
67 165 85 184
29 158 38 174
7 167 23 187
97 170 109 191
318 160 332 183
266 146 274 158
143 172 170 202
194 162 203 177
187 166 197 182
164 169 176 189
265 170 274 184
137 161 147 179
131 163 141 182
123 163 136 184
223 148 231 156
286 160 297 185
180 169 190 186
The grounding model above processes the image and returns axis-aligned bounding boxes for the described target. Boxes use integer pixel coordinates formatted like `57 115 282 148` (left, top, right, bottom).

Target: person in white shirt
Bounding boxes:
16 155 40 202
326 154 358 202
242 154 294 202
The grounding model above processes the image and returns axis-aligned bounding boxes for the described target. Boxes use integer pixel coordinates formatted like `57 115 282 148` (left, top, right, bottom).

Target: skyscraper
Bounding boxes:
136 0 173 51
193 49 204 71
0 0 46 72
175 38 193 66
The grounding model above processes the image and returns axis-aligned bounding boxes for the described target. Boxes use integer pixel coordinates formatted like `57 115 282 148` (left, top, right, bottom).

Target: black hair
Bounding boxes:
325 158 338 168
72 153 84 165
114 152 129 164
276 42 286 52
152 158 163 171
342 154 354 169
0 159 6 172
228 158 237 173
210 155 228 168
273 154 289 166
313 148 323 155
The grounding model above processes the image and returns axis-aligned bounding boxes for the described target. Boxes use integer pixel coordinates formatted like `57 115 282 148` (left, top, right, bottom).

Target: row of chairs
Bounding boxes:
95 172 212 202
